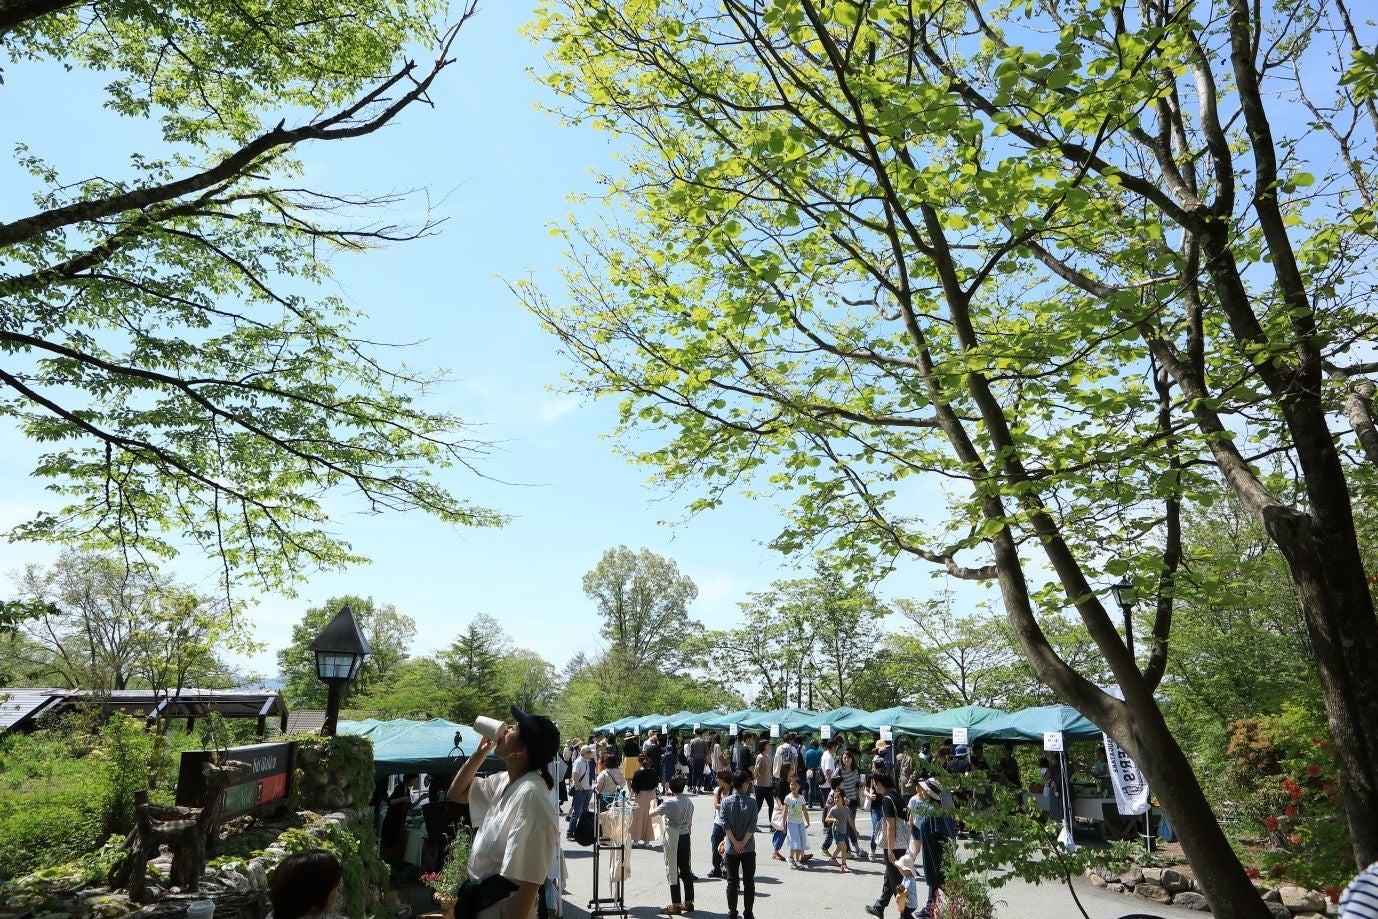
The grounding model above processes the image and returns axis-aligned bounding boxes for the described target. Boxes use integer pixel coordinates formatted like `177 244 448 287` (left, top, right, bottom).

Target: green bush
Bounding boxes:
290 733 375 811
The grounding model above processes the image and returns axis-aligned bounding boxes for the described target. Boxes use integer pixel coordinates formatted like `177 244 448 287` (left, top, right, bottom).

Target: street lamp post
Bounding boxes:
1110 576 1136 659
309 604 371 736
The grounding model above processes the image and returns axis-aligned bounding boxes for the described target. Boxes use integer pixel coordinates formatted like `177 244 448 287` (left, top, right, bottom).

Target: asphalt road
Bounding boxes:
556 795 1200 919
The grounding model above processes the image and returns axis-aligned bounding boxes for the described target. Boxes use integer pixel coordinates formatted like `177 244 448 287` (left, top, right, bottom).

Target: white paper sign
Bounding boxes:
770 723 781 738
1043 730 1064 752
880 725 893 741
729 723 739 736
952 727 969 745
693 723 701 732
820 725 833 740
661 724 669 735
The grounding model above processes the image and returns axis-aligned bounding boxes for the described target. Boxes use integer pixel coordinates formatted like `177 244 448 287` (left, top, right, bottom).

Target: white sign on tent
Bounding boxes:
729 723 739 736
952 727 969 745
1043 731 1064 752
661 724 669 735
770 723 781 738
820 725 832 740
880 725 893 741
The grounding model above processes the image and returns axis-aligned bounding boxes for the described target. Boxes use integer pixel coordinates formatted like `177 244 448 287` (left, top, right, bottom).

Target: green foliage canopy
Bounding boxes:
1 0 501 590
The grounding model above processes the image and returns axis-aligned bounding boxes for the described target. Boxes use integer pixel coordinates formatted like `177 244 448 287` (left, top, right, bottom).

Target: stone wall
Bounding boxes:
1086 864 1335 917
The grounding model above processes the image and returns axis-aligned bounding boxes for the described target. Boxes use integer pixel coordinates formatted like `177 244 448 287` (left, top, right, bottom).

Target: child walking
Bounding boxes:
653 775 695 914
824 789 857 872
784 776 810 869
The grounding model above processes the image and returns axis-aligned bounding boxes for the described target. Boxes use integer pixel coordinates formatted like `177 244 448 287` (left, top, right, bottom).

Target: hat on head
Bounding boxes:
624 730 635 738
581 744 595 755
896 853 915 873
511 705 561 767
954 744 969 757
875 738 891 750
918 777 945 801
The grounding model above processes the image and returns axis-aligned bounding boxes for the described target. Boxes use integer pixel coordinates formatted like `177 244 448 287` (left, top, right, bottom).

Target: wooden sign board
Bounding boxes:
177 741 295 819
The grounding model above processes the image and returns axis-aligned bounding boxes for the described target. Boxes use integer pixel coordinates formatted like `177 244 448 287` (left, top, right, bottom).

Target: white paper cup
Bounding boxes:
186 901 215 919
473 716 506 740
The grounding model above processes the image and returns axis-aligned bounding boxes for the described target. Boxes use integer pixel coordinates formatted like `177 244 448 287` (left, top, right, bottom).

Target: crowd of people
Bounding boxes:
349 719 1378 919
545 728 1039 918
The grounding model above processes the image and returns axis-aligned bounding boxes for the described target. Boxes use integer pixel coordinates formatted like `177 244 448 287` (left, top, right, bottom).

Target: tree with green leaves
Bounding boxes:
9 550 254 691
348 656 454 719
0 0 501 592
582 546 701 664
439 613 511 724
278 595 416 708
523 0 1378 910
501 649 560 713
699 572 884 708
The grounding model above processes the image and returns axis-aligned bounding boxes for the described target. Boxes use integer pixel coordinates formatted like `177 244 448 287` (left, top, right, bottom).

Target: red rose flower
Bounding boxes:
1246 867 1261 879
1284 806 1298 817
1305 763 1320 777
1265 817 1280 831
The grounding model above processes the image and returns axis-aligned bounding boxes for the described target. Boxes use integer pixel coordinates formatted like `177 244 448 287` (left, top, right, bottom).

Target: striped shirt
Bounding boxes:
1341 862 1378 918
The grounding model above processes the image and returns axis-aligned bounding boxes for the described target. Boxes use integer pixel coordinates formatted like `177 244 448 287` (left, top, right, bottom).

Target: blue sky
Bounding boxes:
0 3 989 678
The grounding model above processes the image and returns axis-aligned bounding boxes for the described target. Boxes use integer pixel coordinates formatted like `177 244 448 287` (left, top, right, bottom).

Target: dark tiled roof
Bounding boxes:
284 710 326 734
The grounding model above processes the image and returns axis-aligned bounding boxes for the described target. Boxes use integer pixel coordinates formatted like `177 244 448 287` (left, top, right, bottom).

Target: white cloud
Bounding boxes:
536 395 580 423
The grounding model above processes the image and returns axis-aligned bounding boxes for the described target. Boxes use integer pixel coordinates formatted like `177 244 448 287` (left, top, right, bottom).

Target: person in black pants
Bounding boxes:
720 770 759 919
864 772 914 919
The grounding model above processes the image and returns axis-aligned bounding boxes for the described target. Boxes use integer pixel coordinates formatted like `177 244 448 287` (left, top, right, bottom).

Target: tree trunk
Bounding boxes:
1120 699 1272 918
1268 511 1378 865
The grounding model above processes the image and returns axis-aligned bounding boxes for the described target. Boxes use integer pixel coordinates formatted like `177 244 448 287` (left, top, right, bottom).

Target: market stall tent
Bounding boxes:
736 706 821 733
668 710 721 732
338 718 504 776
974 704 1103 743
898 704 1009 737
831 705 930 733
697 707 764 730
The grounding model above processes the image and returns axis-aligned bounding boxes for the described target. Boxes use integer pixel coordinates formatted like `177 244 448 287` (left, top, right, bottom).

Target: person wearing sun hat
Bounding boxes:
448 707 561 919
911 778 955 918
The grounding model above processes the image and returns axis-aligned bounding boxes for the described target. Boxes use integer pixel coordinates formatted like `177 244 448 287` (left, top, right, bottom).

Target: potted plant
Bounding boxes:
420 829 471 916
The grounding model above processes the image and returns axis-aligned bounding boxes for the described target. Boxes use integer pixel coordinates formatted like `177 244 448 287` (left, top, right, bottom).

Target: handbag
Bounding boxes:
453 875 518 919
770 806 786 832
573 810 596 846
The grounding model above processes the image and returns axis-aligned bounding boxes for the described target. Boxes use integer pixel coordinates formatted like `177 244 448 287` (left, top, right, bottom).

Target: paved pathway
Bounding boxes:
556 795 1198 919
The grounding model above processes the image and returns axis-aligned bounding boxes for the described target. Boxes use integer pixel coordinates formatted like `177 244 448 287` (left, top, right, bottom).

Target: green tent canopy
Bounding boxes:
972 704 1103 743
338 718 504 776
667 710 720 732
736 707 821 733
593 715 641 734
899 704 1010 737
831 705 930 733
810 707 867 731
697 707 764 730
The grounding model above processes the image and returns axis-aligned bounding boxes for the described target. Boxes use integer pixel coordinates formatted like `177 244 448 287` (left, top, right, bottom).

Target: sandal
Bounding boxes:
772 851 786 861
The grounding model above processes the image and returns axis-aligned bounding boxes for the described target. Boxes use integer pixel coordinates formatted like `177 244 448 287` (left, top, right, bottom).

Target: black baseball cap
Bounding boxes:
510 705 560 765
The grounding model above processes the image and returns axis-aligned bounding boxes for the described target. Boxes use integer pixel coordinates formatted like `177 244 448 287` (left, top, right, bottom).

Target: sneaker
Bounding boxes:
706 869 723 879
662 905 684 915
864 905 884 918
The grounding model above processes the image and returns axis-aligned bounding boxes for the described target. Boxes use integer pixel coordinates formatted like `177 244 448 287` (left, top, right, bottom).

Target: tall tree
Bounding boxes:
523 0 1378 910
0 1 501 591
500 649 560 713
278 595 416 708
439 613 511 724
582 546 700 663
10 550 250 691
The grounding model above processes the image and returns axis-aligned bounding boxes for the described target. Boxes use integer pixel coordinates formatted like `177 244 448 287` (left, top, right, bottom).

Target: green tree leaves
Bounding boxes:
2 2 500 589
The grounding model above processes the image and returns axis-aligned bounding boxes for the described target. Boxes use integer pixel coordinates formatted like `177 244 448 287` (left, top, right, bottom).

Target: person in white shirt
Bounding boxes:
448 707 561 919
566 745 597 840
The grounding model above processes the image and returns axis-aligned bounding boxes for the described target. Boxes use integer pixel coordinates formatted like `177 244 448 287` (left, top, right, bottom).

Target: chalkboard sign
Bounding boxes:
177 741 295 818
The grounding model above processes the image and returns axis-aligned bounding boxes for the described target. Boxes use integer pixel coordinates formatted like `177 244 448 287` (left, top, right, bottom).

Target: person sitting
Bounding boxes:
268 850 343 919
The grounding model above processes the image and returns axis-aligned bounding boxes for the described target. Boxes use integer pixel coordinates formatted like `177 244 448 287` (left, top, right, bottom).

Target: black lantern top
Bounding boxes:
309 604 372 683
1109 577 1136 613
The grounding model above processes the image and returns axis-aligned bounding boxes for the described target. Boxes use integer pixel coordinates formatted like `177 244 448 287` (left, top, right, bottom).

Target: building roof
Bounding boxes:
283 710 327 735
0 687 288 733
0 688 65 731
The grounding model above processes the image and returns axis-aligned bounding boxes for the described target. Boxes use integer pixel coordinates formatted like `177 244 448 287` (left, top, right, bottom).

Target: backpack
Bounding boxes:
573 809 596 846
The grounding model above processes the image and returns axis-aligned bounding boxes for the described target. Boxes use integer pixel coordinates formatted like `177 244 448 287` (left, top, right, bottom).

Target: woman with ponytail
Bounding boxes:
448 707 561 919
